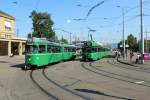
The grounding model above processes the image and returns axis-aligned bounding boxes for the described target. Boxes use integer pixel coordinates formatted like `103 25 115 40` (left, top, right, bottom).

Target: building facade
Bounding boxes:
0 11 16 39
0 11 26 56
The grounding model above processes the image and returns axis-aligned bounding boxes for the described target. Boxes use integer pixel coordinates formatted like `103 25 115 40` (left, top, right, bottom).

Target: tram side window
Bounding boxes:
26 45 38 53
92 48 94 52
85 48 91 53
64 47 67 52
98 48 101 52
99 48 104 52
68 48 72 52
102 48 105 52
39 45 46 53
92 48 96 52
51 46 61 53
64 47 69 52
96 48 99 52
55 47 61 53
72 48 75 52
51 46 56 53
48 45 52 53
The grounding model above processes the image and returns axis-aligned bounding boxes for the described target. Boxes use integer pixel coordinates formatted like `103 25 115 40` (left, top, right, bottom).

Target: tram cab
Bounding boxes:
25 38 48 69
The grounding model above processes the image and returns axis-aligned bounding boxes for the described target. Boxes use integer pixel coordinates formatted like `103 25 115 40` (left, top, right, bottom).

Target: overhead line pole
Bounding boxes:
122 8 125 59
116 6 126 59
140 0 144 64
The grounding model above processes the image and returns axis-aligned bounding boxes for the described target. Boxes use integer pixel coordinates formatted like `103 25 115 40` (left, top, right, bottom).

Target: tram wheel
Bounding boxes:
24 65 31 70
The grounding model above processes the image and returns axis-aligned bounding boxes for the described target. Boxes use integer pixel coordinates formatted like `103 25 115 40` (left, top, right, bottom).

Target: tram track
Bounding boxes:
81 62 135 100
41 61 134 100
81 62 150 88
43 65 91 100
30 62 91 100
30 70 59 100
89 62 150 86
107 58 150 74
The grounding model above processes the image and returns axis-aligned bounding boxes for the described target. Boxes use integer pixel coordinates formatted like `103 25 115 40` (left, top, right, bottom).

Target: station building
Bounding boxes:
0 11 26 56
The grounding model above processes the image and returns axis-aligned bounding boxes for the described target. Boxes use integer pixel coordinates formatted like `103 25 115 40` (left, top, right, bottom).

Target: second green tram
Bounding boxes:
25 38 76 69
82 40 111 61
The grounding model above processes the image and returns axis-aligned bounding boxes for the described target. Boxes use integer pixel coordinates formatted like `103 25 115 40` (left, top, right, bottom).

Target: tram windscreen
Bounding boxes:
83 48 92 53
26 45 38 54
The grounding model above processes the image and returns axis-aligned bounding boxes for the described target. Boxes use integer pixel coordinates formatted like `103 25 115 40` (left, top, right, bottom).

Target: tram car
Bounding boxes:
25 38 77 69
82 40 111 61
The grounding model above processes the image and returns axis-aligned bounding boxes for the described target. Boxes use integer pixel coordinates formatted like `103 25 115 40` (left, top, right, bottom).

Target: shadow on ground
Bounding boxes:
10 63 25 69
75 89 134 100
0 61 9 63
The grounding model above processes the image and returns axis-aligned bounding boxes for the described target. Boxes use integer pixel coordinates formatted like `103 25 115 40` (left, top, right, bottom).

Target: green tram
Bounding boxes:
82 40 111 61
25 38 76 69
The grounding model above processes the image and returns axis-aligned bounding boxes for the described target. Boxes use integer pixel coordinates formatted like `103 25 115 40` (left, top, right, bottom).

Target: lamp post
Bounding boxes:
116 6 125 59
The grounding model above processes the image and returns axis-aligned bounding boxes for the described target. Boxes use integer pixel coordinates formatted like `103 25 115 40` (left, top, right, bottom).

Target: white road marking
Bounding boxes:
135 81 144 84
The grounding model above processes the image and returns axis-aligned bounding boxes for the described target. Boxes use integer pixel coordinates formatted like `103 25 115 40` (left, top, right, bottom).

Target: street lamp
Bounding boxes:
116 6 126 59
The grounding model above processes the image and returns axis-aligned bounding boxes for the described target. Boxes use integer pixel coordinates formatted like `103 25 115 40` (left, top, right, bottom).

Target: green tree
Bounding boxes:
127 34 138 51
117 40 122 50
29 10 55 39
144 40 150 52
60 36 68 44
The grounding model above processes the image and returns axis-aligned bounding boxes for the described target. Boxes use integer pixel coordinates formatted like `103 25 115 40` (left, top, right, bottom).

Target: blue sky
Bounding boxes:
0 0 150 43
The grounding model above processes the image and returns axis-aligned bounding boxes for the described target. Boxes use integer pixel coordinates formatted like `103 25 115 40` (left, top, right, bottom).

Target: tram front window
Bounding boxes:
83 48 91 53
39 45 46 53
26 45 38 54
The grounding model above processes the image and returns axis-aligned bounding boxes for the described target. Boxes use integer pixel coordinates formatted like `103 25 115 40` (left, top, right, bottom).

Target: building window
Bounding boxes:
5 21 11 31
5 35 11 39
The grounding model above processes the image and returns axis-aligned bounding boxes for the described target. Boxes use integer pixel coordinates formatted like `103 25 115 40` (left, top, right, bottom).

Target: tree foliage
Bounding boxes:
127 34 138 51
144 40 150 52
29 10 55 39
118 34 138 52
60 36 68 44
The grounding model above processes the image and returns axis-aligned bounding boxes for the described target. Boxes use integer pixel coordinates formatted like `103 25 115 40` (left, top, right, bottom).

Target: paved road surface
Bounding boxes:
0 56 150 100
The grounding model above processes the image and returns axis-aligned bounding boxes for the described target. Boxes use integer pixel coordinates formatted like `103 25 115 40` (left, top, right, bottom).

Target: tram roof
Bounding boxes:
26 38 79 47
84 40 103 47
61 44 80 48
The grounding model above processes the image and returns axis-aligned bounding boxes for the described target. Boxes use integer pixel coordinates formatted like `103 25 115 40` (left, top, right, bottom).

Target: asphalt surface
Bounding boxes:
0 56 150 100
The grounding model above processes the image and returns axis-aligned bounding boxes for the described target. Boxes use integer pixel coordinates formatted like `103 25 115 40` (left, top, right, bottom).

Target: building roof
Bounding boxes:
0 10 15 20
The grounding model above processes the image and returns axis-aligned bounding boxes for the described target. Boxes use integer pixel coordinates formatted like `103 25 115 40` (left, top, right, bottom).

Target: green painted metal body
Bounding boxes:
25 38 76 68
82 40 111 61
62 44 76 60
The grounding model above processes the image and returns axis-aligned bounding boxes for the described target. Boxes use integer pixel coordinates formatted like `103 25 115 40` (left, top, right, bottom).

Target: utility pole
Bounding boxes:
70 33 72 44
116 6 126 59
122 8 125 59
140 0 144 64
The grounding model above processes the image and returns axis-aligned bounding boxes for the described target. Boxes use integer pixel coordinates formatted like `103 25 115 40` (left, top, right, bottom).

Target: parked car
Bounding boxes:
144 53 150 60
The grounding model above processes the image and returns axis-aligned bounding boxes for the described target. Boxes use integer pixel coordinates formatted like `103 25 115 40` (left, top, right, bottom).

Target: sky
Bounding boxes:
0 0 150 43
